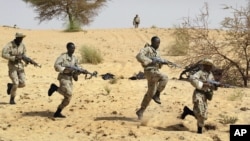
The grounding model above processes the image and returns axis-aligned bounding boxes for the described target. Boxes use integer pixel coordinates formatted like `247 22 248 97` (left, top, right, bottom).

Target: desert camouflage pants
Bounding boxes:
9 67 26 97
57 76 73 110
192 91 208 127
140 69 168 109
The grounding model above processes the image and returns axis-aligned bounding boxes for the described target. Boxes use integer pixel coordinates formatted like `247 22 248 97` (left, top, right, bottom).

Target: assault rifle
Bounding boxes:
22 55 41 68
151 57 182 68
206 80 235 88
66 66 98 79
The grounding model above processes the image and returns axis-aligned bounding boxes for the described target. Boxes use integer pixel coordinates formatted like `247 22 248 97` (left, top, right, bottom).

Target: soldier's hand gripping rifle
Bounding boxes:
66 66 98 79
151 57 182 68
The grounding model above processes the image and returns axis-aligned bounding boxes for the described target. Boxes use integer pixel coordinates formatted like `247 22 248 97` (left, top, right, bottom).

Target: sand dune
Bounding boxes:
0 26 249 141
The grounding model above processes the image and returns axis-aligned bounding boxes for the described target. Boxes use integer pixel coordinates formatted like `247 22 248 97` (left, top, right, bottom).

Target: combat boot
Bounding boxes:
152 91 161 104
9 96 16 105
197 126 203 134
136 107 145 120
48 83 58 96
180 106 195 119
54 108 66 118
7 83 13 95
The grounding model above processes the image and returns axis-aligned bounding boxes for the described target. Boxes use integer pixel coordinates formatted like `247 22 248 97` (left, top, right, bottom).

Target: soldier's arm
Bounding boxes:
22 44 27 56
189 71 215 91
189 71 203 90
54 55 66 73
136 47 153 66
2 43 16 61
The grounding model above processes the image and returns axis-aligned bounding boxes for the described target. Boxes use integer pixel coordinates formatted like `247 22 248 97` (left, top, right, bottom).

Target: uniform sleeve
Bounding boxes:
22 44 27 56
74 56 82 69
2 42 16 61
136 47 153 66
54 55 65 73
189 71 204 89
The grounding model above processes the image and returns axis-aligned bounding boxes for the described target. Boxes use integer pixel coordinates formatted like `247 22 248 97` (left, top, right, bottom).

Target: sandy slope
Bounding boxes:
0 26 250 141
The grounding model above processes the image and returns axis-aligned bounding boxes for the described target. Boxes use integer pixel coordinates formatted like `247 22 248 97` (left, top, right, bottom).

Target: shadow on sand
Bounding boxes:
155 123 189 131
94 116 138 122
22 110 54 117
0 102 9 105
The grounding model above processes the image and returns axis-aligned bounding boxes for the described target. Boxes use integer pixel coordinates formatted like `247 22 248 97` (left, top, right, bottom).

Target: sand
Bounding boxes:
0 26 249 141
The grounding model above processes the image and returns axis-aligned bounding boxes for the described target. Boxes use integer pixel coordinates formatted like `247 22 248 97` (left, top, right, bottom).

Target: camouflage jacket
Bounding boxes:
189 70 215 92
54 53 79 73
2 41 26 69
136 44 162 70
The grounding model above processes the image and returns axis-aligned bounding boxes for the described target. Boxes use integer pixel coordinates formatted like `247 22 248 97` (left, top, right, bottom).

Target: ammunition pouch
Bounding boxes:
195 89 213 101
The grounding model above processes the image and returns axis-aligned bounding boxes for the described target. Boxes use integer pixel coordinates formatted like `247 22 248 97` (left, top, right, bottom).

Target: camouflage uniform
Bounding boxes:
2 38 26 98
136 44 168 109
189 69 215 128
54 53 79 110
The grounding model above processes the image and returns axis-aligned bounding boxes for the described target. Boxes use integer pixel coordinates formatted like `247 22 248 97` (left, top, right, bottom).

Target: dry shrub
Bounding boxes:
227 89 244 101
218 114 238 124
80 45 103 64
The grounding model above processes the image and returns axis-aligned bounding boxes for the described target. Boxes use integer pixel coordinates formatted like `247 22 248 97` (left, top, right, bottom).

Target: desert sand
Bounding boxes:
0 26 249 141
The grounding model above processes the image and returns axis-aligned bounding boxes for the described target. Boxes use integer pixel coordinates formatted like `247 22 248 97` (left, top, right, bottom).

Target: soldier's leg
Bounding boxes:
180 106 195 119
54 79 73 118
48 83 58 96
193 94 208 134
143 80 157 106
152 71 168 104
17 70 26 88
8 69 19 104
136 71 157 119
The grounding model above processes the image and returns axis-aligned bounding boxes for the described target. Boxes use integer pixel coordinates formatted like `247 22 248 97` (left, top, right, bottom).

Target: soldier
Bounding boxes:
2 32 27 104
48 42 81 118
135 36 168 120
133 14 140 28
180 58 219 134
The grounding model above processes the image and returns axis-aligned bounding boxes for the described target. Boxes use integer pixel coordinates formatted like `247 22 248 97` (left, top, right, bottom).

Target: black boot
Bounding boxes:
54 108 66 118
136 107 145 120
197 126 202 134
9 97 16 105
7 83 13 95
152 91 161 104
180 106 195 119
48 83 58 96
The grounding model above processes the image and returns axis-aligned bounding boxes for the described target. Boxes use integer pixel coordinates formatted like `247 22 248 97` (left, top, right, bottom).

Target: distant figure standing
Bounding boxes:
133 14 140 28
